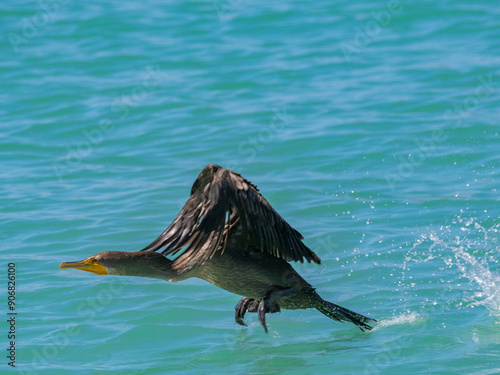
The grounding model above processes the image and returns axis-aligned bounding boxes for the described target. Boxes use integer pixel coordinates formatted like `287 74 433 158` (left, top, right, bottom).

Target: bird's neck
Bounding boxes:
127 264 181 282
107 252 188 282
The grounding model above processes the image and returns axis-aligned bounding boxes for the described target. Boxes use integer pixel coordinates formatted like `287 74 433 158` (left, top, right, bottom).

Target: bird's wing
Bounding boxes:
141 164 320 270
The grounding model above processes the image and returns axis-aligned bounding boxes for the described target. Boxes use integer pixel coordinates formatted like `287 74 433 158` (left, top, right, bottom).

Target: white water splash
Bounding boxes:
373 312 423 330
452 244 500 315
409 217 500 317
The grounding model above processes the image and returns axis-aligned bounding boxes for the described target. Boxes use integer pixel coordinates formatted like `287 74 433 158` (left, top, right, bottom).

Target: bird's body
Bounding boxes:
197 247 314 308
60 164 376 332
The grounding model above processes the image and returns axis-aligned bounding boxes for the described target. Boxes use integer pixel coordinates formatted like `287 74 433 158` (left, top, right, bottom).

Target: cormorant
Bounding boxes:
60 164 376 332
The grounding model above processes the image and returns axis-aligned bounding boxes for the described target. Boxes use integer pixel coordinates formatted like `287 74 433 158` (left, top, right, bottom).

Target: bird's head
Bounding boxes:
59 251 172 278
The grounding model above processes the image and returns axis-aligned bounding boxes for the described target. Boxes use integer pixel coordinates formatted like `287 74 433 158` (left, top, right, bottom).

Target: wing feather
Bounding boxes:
140 164 321 270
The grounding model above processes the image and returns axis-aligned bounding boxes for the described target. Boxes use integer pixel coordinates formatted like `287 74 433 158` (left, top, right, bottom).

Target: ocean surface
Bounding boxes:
1 0 499 374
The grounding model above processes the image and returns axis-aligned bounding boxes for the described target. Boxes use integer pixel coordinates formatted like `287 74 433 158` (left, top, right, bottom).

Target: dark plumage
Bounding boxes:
60 164 376 332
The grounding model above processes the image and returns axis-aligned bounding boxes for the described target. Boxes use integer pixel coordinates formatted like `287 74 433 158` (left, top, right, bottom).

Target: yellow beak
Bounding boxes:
59 258 108 275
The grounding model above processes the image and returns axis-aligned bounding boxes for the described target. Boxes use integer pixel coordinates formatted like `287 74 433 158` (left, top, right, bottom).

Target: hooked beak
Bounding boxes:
59 258 108 275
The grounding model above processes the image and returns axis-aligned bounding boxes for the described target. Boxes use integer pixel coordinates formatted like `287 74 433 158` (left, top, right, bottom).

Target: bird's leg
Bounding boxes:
257 292 283 333
258 297 269 333
235 297 254 326
235 296 281 330
237 287 295 332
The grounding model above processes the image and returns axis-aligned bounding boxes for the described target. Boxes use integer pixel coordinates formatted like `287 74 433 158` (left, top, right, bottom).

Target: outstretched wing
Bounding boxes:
141 164 321 270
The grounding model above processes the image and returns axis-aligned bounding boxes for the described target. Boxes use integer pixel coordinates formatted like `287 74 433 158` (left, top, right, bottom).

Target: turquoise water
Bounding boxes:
2 0 500 373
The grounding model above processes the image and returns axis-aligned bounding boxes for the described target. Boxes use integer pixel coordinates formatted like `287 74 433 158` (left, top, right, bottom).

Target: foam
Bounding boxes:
372 312 423 330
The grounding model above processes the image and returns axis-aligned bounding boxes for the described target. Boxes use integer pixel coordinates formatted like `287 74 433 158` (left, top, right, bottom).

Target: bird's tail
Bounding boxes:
315 297 377 332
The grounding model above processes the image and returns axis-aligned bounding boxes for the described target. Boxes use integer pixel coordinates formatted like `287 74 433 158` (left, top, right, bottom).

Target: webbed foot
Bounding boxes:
234 297 259 326
234 296 280 332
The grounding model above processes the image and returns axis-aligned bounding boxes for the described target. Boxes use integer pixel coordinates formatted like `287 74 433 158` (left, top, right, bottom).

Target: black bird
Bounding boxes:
60 164 376 332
